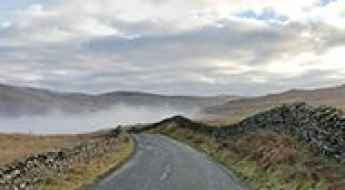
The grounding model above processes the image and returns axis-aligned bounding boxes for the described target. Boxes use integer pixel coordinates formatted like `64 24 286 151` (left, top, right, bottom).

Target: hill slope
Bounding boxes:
0 84 238 117
203 84 345 123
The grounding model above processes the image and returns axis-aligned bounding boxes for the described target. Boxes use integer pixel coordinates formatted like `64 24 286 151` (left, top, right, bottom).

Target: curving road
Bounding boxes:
89 134 248 190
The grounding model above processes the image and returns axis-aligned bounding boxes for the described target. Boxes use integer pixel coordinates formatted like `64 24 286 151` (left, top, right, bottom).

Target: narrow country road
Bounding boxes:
89 134 248 190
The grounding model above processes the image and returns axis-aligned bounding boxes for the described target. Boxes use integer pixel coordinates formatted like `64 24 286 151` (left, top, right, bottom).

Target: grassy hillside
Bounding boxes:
203 84 345 125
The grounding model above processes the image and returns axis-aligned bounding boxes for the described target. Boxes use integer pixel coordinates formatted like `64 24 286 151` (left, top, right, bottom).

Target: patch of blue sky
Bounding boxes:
0 0 61 29
1 0 37 11
0 11 12 27
236 8 289 22
0 0 62 11
0 1 39 24
319 0 338 6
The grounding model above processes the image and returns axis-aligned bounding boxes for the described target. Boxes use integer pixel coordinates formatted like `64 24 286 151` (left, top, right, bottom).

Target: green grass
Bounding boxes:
39 134 135 190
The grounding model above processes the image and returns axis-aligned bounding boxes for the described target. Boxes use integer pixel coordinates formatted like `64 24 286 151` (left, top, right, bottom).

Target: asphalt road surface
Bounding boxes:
89 134 248 190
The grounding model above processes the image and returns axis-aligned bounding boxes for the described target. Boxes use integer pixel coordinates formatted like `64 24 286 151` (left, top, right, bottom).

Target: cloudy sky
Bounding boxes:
0 0 345 96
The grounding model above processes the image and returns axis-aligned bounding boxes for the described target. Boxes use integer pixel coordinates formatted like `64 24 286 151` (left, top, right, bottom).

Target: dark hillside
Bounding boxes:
0 84 238 117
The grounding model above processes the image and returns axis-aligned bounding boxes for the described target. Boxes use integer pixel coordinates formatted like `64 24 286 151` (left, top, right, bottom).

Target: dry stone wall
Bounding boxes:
216 103 345 161
133 103 345 162
0 129 121 190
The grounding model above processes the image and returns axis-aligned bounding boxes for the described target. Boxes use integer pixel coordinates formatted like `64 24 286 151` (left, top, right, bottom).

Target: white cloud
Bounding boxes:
260 45 345 79
262 52 318 77
211 60 253 75
309 1 345 28
3 0 344 44
1 0 345 96
75 18 119 36
319 46 345 72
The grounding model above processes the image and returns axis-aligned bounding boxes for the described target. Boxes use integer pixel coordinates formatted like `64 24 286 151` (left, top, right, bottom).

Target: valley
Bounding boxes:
2 84 345 190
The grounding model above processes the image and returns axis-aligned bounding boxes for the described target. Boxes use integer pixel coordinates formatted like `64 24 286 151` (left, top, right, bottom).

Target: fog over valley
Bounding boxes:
0 105 197 134
0 84 236 133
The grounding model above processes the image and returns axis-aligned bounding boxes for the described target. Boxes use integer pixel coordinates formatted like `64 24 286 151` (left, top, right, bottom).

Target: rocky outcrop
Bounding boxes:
0 129 121 190
136 103 345 162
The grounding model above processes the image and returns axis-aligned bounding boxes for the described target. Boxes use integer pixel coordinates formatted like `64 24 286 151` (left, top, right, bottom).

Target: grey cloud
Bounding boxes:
1 3 345 96
85 20 324 66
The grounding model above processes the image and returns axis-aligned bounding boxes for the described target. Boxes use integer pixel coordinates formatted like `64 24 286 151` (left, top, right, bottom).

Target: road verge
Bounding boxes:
39 132 135 190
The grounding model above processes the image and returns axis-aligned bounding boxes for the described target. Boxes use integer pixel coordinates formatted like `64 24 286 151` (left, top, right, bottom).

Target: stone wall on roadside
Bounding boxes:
0 129 121 190
134 103 345 162
215 103 345 161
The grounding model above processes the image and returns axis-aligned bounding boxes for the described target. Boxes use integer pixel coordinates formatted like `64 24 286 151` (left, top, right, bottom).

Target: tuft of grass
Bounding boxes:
39 134 135 190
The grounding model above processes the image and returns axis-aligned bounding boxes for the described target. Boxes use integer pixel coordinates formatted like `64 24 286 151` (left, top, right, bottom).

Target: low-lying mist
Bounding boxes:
0 105 197 134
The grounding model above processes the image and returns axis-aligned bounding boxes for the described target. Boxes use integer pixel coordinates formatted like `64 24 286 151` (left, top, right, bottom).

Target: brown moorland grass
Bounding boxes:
39 134 135 190
0 133 91 165
0 132 135 190
153 127 345 190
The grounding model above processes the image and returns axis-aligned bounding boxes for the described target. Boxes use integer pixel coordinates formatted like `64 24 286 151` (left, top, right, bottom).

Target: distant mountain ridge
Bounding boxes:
0 84 238 117
203 84 345 120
